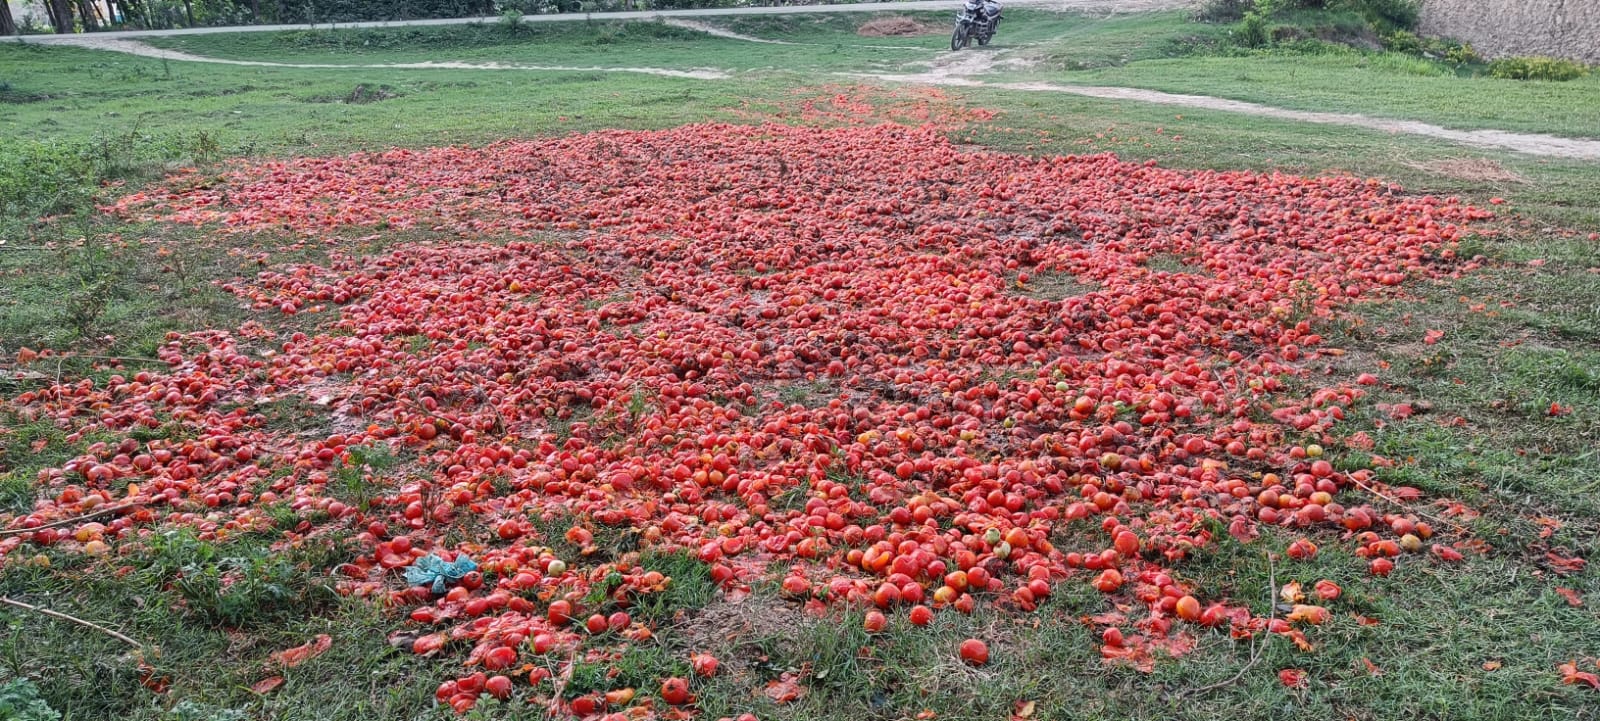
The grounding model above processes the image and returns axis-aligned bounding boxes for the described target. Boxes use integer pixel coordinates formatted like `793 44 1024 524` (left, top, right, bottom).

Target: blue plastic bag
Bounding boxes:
403 553 478 595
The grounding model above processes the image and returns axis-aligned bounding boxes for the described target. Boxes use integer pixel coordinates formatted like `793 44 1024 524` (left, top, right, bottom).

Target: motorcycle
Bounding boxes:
950 0 1000 51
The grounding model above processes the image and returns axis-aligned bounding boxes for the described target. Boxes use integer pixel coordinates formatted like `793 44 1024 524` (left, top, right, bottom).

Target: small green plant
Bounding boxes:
1342 0 1418 32
1382 30 1482 67
1233 10 1272 48
498 7 523 34
139 529 341 628
1444 43 1482 66
1489 56 1590 81
0 678 60 721
333 444 398 510
1195 0 1254 22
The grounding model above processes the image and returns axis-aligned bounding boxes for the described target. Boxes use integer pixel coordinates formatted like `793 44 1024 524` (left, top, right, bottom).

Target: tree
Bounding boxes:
47 0 75 33
75 0 100 30
1 1 19 35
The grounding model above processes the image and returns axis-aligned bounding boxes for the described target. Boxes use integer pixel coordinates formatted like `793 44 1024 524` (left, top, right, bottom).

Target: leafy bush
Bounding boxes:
1233 11 1272 48
1382 30 1482 67
1489 56 1591 81
1444 43 1482 67
1338 0 1417 32
0 679 60 721
1195 0 1254 22
1381 28 1423 54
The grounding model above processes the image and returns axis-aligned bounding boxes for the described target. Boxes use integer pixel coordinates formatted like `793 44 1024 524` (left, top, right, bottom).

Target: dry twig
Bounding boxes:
1178 552 1276 699
0 596 143 648
0 502 144 537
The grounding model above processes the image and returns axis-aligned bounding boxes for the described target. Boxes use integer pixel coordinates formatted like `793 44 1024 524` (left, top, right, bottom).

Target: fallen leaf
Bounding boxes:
1483 660 1502 671
1545 551 1587 575
1360 657 1382 676
1555 587 1584 607
138 662 171 694
764 673 809 704
1278 668 1307 688
1100 642 1156 673
1287 605 1330 625
251 676 285 694
1559 661 1600 690
1013 700 1036 718
1430 544 1464 562
273 634 332 668
1280 581 1304 604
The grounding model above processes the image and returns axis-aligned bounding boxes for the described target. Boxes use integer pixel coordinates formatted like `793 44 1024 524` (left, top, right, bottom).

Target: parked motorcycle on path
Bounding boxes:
951 0 1001 51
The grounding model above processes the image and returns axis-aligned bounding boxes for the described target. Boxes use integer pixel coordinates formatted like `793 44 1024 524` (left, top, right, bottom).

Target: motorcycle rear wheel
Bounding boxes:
977 18 999 45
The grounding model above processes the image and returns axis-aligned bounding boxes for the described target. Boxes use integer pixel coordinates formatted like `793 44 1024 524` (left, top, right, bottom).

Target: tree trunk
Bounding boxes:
48 0 74 33
1 0 19 36
250 0 260 22
182 0 194 26
75 0 99 30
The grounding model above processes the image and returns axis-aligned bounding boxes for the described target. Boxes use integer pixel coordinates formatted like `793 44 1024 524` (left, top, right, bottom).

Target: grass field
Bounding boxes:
2 6 1599 721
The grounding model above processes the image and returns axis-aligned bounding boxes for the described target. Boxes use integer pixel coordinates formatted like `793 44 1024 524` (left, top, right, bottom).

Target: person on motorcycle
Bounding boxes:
980 0 1002 26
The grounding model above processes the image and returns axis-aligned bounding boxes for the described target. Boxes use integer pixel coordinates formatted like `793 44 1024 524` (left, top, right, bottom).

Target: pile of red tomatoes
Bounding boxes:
4 118 1494 715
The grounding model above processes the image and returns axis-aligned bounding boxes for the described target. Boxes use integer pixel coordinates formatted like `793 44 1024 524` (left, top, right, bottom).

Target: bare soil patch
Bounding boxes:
858 15 946 37
1404 157 1529 184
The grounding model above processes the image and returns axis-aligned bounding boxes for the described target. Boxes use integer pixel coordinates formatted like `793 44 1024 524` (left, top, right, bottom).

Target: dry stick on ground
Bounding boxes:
0 596 143 648
546 647 581 719
1178 552 1277 699
0 502 144 537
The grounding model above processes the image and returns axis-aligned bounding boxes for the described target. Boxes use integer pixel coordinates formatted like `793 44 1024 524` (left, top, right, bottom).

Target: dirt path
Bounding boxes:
660 16 927 50
660 18 798 44
854 69 1600 160
56 37 729 79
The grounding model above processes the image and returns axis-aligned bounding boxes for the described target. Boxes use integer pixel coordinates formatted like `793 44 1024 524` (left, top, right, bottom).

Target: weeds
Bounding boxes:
140 529 343 629
331 445 401 511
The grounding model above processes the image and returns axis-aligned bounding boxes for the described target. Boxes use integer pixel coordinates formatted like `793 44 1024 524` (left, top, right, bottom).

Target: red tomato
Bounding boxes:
959 639 989 666
660 677 691 705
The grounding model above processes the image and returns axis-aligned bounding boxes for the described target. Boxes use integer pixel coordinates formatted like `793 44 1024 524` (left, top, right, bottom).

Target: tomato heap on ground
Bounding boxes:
5 118 1491 715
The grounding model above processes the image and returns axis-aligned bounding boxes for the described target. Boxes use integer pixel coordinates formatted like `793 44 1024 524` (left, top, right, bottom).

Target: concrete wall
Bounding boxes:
1420 0 1600 64
7 0 54 30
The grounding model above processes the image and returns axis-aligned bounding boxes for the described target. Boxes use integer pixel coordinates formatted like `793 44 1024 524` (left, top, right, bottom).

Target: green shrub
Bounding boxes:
1195 0 1255 22
0 130 224 227
0 679 60 721
1382 30 1482 67
1381 29 1423 54
1340 0 1418 32
1233 10 1272 48
1443 42 1482 66
498 7 524 33
1488 56 1591 81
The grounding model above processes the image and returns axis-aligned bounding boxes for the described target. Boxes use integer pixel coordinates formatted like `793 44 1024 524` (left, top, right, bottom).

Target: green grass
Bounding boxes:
2 8 1600 720
140 18 932 72
716 9 1600 138
1053 50 1600 138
